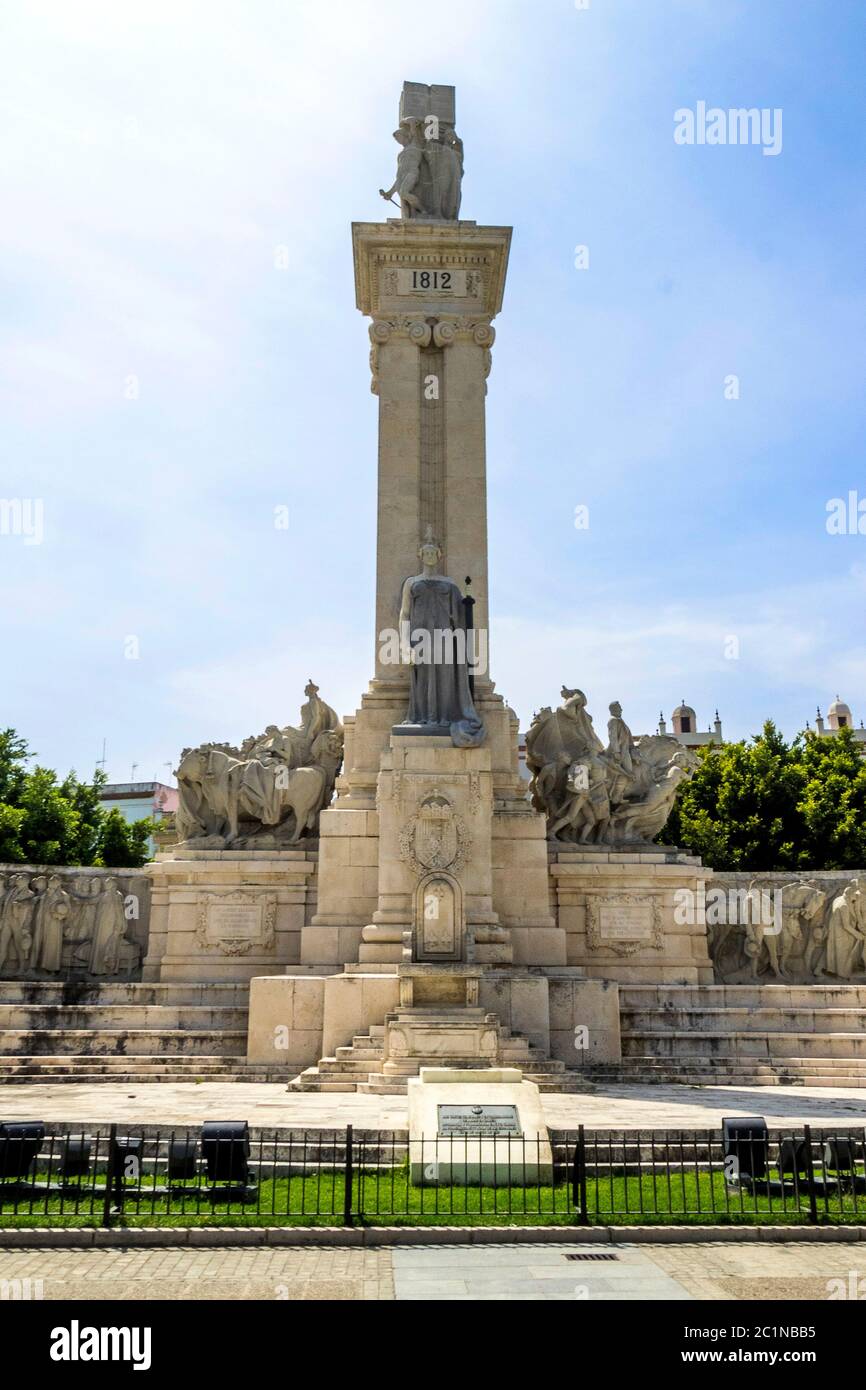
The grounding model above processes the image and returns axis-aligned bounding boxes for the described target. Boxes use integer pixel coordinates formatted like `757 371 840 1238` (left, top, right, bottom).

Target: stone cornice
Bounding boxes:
352 220 512 321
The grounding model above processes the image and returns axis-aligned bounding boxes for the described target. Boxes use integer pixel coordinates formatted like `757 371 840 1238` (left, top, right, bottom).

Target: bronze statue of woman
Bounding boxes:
398 528 484 748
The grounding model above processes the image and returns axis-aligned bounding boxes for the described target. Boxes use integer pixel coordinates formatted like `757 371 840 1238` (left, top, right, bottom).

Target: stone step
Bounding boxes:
623 1007 866 1034
0 1005 249 1030
622 1031 866 1059
0 1029 247 1056
339 1044 382 1060
608 1045 866 1067
592 1074 866 1089
0 1055 287 1083
288 1070 360 1093
0 982 251 1006
530 1075 596 1094
355 1069 594 1097
620 984 866 1009
0 1071 289 1085
356 1078 407 1095
0 1054 257 1072
587 1055 866 1086
317 1057 382 1074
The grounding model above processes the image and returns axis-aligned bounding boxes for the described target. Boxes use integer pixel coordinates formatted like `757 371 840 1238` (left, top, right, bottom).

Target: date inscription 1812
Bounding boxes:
396 268 468 296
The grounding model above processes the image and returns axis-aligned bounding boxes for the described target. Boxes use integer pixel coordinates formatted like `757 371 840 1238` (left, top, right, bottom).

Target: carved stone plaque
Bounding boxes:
196 891 276 957
599 904 654 941
438 1104 522 1137
585 894 664 956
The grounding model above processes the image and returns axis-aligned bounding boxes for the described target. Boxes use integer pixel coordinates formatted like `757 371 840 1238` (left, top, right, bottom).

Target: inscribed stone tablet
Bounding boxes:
437 1104 522 1137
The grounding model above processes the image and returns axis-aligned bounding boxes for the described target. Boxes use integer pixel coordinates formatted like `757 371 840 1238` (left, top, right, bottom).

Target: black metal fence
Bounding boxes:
1 1121 865 1227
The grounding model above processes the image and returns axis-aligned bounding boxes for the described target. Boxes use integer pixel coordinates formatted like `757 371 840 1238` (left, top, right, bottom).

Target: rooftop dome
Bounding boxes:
672 701 696 720
828 696 852 717
827 696 853 730
671 700 697 735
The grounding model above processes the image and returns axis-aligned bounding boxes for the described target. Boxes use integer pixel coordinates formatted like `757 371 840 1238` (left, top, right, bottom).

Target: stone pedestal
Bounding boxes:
407 1067 553 1185
382 964 495 1073
383 1007 500 1075
551 845 714 985
145 849 317 983
359 736 508 965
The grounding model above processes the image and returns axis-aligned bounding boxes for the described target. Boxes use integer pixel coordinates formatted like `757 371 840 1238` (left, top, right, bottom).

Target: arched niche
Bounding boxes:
413 872 464 962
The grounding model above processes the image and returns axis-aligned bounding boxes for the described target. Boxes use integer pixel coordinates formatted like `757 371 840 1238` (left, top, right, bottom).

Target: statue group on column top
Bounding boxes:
526 687 697 846
379 83 464 221
0 871 140 979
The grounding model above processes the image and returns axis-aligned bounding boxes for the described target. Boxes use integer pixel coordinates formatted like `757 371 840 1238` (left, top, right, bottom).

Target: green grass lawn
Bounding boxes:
1 1166 864 1229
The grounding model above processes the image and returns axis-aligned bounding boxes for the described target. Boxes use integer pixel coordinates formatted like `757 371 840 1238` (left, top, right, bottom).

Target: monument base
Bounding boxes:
145 849 318 983
550 844 714 984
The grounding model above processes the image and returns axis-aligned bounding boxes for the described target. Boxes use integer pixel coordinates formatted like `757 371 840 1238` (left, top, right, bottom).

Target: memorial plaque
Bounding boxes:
599 903 654 941
196 891 276 956
208 903 262 938
437 1104 522 1137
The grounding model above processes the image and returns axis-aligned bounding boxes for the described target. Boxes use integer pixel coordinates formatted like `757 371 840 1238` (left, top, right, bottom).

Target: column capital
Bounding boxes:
368 316 495 392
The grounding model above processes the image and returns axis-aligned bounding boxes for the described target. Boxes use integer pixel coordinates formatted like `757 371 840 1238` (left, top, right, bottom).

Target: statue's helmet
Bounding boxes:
418 523 442 568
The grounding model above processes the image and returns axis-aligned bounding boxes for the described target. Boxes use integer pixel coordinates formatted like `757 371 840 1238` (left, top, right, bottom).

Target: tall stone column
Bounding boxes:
361 222 508 687
345 220 512 779
304 209 560 968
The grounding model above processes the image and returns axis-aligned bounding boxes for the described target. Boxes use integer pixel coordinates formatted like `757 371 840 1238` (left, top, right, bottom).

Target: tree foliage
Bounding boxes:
0 729 155 868
664 721 866 870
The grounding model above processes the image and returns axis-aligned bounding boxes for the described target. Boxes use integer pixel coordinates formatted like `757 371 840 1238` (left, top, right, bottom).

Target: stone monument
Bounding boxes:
246 83 622 1088
156 82 712 1081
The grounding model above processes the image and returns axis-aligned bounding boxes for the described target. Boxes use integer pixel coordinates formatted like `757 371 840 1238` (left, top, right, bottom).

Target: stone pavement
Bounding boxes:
0 1081 864 1129
0 1243 861 1301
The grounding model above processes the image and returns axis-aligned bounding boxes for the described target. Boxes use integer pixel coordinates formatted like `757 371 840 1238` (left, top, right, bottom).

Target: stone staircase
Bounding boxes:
289 1022 594 1095
589 984 866 1088
9 978 866 1092
0 981 286 1084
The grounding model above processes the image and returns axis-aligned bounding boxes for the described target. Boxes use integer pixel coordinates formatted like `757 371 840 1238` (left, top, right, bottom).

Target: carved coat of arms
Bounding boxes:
399 791 469 875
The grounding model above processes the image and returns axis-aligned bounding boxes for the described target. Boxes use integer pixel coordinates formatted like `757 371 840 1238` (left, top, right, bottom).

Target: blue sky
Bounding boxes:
1 0 865 783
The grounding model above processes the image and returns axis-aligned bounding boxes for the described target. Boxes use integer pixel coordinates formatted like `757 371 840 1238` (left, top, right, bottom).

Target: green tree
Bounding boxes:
0 803 26 862
797 726 866 868
663 721 866 871
96 809 156 869
0 728 155 868
0 728 29 804
15 766 83 865
59 768 108 865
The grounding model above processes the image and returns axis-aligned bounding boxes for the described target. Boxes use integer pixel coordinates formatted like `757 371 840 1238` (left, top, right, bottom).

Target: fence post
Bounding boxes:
101 1125 117 1229
343 1124 354 1227
572 1125 589 1226
802 1125 819 1225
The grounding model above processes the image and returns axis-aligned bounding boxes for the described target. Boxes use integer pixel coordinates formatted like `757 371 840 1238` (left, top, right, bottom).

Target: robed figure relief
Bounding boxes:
30 874 71 973
398 530 484 748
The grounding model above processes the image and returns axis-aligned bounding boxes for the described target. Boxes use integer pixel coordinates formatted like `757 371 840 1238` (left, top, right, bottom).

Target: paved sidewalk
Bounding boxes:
0 1247 393 1301
0 1242 860 1301
0 1081 864 1129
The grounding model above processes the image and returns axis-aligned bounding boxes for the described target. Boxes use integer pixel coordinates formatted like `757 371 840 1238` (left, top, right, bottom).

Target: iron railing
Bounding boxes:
0 1121 864 1227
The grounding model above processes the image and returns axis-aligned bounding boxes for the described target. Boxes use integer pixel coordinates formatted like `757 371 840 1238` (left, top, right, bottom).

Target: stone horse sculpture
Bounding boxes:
525 687 697 846
175 682 343 848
